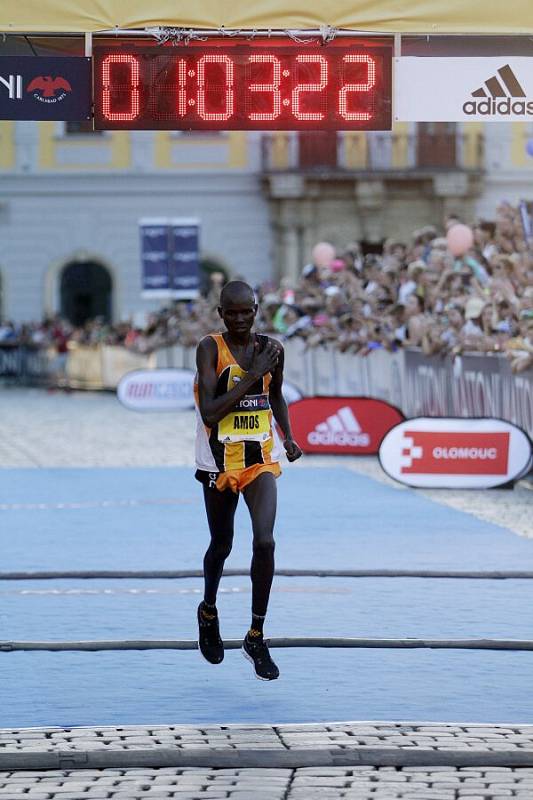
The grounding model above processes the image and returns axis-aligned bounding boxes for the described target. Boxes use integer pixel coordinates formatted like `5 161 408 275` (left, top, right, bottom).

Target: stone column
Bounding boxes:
280 223 300 285
266 174 304 283
355 180 386 243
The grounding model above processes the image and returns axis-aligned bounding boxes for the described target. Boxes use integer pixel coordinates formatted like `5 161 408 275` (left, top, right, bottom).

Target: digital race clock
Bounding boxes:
93 41 392 131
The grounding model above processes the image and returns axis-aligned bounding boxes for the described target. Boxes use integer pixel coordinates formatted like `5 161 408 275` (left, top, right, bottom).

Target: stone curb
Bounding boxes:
2 746 533 771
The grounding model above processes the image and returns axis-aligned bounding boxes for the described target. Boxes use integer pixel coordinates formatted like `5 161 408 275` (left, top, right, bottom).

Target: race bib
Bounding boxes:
218 394 272 443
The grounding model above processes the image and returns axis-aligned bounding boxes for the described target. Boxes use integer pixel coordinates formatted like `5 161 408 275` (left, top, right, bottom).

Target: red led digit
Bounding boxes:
339 55 376 121
177 58 187 116
102 54 140 121
197 55 234 121
247 55 281 121
291 55 327 121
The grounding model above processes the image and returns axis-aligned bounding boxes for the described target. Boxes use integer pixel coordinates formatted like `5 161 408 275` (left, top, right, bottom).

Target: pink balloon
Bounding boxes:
312 242 336 269
446 224 474 257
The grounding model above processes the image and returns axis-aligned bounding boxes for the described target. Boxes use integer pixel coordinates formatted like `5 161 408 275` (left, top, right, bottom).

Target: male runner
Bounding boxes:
194 280 302 680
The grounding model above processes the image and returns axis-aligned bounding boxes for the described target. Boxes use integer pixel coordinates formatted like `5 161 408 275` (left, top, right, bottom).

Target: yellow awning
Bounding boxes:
2 1 533 35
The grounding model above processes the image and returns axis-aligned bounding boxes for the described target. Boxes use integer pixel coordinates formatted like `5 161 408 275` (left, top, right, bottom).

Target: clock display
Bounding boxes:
93 42 392 130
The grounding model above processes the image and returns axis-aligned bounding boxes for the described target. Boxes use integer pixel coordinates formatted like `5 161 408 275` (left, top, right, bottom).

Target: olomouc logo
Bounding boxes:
379 417 532 489
463 64 533 116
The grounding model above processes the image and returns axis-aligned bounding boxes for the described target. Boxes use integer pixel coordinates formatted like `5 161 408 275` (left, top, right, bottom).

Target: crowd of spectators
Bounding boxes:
255 202 533 373
0 202 532 373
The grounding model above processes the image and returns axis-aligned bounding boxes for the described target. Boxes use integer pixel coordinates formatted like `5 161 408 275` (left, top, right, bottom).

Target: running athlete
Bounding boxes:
194 280 302 680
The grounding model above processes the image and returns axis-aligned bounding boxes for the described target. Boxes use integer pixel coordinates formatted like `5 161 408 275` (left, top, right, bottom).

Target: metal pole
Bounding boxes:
1 568 532 580
2 637 533 652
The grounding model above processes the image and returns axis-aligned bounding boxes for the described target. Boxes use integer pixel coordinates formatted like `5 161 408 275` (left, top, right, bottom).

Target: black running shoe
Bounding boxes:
197 603 224 664
242 635 279 681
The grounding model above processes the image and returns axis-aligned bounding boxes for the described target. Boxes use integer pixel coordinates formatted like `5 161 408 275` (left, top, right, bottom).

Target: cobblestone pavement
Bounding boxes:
2 722 533 756
1 724 533 798
2 765 533 800
0 389 531 538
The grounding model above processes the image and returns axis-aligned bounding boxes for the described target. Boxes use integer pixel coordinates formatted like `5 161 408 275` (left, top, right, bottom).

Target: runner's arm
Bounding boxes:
196 337 278 427
268 342 302 462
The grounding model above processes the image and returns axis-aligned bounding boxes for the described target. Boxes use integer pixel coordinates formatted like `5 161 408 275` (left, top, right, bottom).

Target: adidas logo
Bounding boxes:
463 64 533 116
307 406 370 447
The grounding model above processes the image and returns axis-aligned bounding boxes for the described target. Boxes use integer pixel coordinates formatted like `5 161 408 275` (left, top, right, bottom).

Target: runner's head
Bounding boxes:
218 281 257 335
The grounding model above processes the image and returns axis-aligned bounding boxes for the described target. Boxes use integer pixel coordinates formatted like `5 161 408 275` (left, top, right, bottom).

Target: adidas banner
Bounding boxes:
396 57 533 121
288 397 404 455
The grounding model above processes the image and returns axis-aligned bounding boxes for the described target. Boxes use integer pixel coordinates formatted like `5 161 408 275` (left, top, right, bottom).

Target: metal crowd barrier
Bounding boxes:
0 344 52 385
2 342 531 441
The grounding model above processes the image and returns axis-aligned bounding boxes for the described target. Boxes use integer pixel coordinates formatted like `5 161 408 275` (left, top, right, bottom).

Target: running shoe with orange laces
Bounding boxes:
242 634 279 680
197 602 224 664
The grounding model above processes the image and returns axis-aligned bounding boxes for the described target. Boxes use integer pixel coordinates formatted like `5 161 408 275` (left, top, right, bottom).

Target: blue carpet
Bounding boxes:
1 466 532 726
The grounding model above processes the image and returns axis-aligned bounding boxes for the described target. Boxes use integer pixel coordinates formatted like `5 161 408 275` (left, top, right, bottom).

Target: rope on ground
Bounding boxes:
1 638 533 652
1 569 532 581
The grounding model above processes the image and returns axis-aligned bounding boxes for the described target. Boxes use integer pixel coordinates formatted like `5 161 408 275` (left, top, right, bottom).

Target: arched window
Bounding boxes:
60 261 112 326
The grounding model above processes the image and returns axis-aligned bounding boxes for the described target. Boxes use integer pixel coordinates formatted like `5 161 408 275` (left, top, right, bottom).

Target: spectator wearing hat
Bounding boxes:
461 297 486 349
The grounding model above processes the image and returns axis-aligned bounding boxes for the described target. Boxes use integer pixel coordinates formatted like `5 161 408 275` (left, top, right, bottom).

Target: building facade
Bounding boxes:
0 120 532 324
0 124 272 324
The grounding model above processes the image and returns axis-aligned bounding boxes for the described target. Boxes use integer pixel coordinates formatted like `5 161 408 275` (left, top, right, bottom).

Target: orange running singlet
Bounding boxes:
194 333 281 474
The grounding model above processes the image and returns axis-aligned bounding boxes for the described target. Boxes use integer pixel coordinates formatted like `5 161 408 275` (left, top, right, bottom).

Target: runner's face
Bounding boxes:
219 299 257 335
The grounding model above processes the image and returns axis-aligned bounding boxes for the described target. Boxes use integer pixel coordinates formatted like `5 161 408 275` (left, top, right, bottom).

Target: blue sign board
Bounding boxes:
0 56 91 120
140 218 200 300
170 220 200 297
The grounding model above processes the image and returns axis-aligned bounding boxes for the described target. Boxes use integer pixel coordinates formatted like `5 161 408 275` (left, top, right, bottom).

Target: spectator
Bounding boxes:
2 202 532 373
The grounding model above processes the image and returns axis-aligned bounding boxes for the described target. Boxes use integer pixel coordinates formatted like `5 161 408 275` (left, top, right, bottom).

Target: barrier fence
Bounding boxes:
0 344 53 384
1 341 531 438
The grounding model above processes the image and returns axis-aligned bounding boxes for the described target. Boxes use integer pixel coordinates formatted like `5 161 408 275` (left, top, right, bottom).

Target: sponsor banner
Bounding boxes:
282 380 303 405
0 56 91 120
403 349 533 439
283 338 313 396
397 57 533 121
0 345 50 378
140 219 171 295
169 219 200 298
100 345 156 389
117 368 194 411
311 347 337 395
140 217 199 299
288 396 404 455
379 417 532 488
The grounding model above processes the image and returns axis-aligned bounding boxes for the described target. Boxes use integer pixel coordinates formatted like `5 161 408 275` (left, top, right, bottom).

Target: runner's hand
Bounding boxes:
249 340 280 377
284 437 302 462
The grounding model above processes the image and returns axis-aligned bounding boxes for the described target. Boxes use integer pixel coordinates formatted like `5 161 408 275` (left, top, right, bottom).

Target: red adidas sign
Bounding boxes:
380 417 532 489
288 397 404 455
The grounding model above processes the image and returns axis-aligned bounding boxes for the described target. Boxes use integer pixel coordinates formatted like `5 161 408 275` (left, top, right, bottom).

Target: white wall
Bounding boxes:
0 172 273 322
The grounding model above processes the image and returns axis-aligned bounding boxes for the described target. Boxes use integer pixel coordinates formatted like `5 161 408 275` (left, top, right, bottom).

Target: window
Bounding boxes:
64 120 103 136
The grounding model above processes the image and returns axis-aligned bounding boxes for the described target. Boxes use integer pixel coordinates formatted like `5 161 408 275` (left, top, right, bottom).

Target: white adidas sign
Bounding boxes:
397 57 533 122
307 406 370 447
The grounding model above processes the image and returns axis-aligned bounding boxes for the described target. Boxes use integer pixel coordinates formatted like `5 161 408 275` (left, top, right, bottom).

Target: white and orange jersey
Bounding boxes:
194 333 281 473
